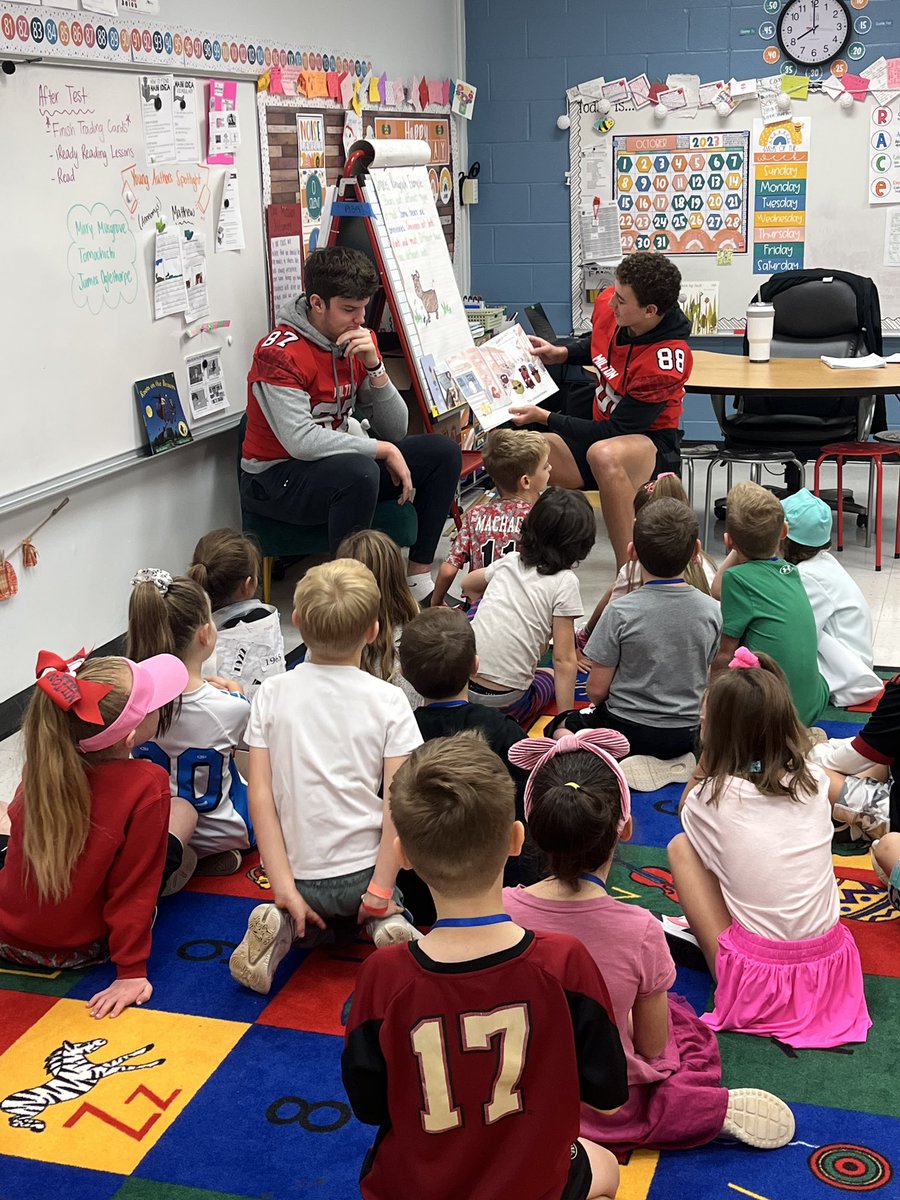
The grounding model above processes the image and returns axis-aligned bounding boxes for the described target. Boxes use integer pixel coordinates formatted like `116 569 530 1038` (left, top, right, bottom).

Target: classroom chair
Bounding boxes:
236 415 418 603
814 439 900 572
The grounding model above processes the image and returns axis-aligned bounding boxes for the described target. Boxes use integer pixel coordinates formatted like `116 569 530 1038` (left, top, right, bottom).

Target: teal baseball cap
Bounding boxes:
782 488 833 547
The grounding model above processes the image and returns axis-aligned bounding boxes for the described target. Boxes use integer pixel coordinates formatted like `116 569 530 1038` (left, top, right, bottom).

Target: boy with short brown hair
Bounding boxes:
341 733 627 1200
430 429 551 607
711 481 829 724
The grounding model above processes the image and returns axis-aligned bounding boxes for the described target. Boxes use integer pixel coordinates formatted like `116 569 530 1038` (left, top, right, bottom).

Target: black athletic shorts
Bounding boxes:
560 423 682 488
561 1140 593 1200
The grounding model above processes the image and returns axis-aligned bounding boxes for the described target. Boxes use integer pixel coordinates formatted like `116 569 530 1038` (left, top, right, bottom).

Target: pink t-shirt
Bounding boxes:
503 887 678 1086
447 497 531 572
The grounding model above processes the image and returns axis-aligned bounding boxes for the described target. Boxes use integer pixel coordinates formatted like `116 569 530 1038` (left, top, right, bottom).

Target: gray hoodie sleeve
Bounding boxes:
356 375 408 442
252 380 378 460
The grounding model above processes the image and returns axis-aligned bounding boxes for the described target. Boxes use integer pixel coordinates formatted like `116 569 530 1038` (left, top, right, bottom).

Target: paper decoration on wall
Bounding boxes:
153 228 188 319
680 281 719 335
208 80 238 165
182 232 209 323
0 498 70 600
870 102 900 204
296 114 325 169
173 78 201 164
614 131 750 256
134 374 193 455
140 74 176 164
752 117 809 274
266 204 304 322
185 348 229 421
451 79 476 119
215 170 245 252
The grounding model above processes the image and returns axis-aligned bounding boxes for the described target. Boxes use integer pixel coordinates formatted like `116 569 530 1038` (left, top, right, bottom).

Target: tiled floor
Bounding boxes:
1 458 898 808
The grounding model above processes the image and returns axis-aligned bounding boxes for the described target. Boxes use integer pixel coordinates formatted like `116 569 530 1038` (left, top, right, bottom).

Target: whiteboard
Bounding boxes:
568 93 900 333
1 62 267 500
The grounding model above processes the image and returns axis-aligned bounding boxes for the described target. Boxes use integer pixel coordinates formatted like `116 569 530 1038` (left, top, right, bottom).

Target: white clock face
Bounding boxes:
777 0 850 66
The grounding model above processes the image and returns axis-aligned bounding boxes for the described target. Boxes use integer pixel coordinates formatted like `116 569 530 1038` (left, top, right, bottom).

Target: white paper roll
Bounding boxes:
346 138 432 169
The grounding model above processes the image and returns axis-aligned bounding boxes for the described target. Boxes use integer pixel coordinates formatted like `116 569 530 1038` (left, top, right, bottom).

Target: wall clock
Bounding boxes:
777 0 851 67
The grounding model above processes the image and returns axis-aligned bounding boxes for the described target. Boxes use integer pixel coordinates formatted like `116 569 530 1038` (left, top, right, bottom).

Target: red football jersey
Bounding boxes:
342 930 628 1200
589 286 692 432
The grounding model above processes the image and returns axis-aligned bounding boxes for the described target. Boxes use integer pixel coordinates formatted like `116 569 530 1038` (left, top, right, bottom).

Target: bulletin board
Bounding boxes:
568 91 900 333
0 61 267 502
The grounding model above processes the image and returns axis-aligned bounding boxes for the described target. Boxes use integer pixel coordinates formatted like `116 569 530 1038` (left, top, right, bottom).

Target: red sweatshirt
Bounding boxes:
0 758 169 979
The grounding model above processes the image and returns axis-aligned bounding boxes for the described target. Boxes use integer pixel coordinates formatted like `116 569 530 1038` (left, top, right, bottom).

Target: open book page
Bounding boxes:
440 324 558 432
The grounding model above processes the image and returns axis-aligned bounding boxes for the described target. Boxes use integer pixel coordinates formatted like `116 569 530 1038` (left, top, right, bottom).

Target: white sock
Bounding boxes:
406 573 433 602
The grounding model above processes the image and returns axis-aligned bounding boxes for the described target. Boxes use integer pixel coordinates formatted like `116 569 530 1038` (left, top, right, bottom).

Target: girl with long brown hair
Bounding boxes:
0 650 194 1018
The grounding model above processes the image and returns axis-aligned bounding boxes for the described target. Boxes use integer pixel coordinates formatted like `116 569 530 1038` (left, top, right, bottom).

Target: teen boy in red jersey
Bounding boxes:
512 252 692 569
342 732 628 1200
241 246 461 603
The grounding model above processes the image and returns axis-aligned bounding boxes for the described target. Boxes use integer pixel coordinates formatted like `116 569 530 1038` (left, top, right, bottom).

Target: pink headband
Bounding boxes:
729 646 760 670
508 728 632 828
77 655 188 752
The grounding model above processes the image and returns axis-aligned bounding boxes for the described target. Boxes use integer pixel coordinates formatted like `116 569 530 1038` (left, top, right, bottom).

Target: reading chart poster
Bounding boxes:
613 131 750 255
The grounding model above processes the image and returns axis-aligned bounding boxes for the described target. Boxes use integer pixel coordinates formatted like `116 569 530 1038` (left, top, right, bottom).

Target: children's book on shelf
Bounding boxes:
432 323 558 432
134 373 193 455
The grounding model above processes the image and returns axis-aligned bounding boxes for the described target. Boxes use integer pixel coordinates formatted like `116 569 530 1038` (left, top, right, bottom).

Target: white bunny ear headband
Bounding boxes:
131 567 173 594
508 727 632 829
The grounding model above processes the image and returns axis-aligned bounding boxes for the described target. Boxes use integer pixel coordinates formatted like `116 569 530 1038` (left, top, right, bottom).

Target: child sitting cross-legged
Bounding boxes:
430 428 551 608
229 559 423 996
711 481 829 726
552 498 721 791
504 727 795 1153
341 732 628 1200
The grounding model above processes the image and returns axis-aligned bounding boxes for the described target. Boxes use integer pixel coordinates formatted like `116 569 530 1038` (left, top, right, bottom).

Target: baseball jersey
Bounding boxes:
589 286 692 432
133 682 253 856
342 930 628 1200
447 497 531 571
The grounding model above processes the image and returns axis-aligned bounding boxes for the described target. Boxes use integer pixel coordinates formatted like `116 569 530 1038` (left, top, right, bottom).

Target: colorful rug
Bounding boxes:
0 705 897 1199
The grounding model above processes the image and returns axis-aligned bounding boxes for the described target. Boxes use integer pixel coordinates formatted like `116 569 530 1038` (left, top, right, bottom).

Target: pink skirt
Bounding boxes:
702 921 871 1049
580 994 728 1153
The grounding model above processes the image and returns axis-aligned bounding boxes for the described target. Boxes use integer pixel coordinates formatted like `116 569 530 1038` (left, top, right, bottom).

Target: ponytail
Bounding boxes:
189 529 261 612
127 573 208 731
21 657 131 902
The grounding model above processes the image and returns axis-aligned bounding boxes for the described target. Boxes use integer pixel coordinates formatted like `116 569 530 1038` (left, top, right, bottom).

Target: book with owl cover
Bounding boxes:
134 373 193 455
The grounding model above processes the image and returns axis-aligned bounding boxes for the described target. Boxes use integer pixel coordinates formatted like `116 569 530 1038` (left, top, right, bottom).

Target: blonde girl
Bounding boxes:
669 648 871 1048
0 651 194 1018
189 528 285 700
337 529 421 708
128 569 254 874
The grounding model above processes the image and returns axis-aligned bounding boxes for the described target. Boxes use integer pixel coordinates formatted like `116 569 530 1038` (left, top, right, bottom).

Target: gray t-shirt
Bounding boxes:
584 584 722 728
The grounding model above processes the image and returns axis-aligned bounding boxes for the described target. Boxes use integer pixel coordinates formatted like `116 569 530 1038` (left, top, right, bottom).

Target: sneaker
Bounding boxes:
870 840 891 888
721 1088 795 1149
653 912 707 971
621 752 697 793
807 726 828 747
195 848 244 876
366 912 423 948
229 904 295 994
160 843 198 898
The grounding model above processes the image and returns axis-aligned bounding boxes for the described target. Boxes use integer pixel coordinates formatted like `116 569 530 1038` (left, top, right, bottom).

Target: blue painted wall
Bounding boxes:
465 0 900 437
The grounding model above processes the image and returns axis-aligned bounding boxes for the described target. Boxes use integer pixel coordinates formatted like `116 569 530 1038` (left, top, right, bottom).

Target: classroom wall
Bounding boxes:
0 0 464 707
464 0 900 437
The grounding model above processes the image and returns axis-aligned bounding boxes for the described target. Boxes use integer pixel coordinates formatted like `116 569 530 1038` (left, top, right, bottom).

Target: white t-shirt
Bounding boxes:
471 553 583 692
134 682 252 855
797 552 880 707
247 662 422 880
680 762 839 942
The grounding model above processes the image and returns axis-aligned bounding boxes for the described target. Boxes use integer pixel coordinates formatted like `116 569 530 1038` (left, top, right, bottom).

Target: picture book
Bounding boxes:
437 323 558 432
134 372 193 455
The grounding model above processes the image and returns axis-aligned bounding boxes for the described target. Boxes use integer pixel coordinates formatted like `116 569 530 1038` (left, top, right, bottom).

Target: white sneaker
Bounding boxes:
621 752 697 792
366 912 422 948
229 904 295 994
721 1088 795 1149
160 842 198 898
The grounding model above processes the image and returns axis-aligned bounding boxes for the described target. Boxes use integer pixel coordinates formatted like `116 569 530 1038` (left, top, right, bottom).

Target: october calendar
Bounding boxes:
613 131 750 256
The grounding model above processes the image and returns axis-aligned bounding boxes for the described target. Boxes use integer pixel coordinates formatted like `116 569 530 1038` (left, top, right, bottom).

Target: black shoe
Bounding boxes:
653 912 708 971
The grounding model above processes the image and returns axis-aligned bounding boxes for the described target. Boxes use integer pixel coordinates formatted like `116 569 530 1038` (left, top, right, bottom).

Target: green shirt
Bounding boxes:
721 558 829 725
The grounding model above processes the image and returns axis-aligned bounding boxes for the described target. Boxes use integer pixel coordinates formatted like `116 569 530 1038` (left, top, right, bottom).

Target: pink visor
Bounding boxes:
77 655 188 752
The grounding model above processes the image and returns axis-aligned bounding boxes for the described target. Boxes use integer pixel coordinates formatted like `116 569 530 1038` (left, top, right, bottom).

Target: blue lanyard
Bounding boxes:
643 578 685 586
426 701 469 708
431 914 513 929
578 873 609 892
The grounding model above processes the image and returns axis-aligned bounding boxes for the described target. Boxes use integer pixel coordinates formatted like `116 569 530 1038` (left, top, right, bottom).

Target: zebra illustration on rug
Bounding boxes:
1 1038 165 1132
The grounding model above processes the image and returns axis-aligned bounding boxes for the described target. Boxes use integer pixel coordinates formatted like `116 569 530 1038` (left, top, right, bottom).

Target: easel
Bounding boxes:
325 148 483 525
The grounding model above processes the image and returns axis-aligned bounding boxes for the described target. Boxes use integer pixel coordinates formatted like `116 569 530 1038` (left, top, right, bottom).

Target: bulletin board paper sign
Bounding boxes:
173 78 201 164
884 209 900 268
681 281 719 335
451 80 476 120
869 104 900 205
208 79 237 165
140 73 176 164
265 203 305 323
296 113 325 169
752 118 809 276
613 131 750 256
374 116 450 166
185 347 229 420
299 168 326 253
182 232 209 323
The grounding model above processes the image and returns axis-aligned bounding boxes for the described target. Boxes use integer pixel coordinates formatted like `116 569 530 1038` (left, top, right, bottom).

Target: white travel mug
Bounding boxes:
746 302 776 363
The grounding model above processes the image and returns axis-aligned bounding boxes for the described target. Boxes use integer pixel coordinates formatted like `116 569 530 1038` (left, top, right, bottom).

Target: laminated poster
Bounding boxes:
185 348 229 420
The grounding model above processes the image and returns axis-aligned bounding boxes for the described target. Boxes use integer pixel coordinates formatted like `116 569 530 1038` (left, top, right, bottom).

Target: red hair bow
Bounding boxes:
35 649 112 726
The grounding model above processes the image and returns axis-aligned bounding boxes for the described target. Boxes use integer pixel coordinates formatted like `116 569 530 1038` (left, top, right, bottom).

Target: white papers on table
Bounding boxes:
820 353 888 369
182 233 209 323
153 229 187 319
173 79 201 164
185 347 229 420
580 202 623 263
884 209 900 268
215 170 245 252
140 74 176 164
270 235 303 314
